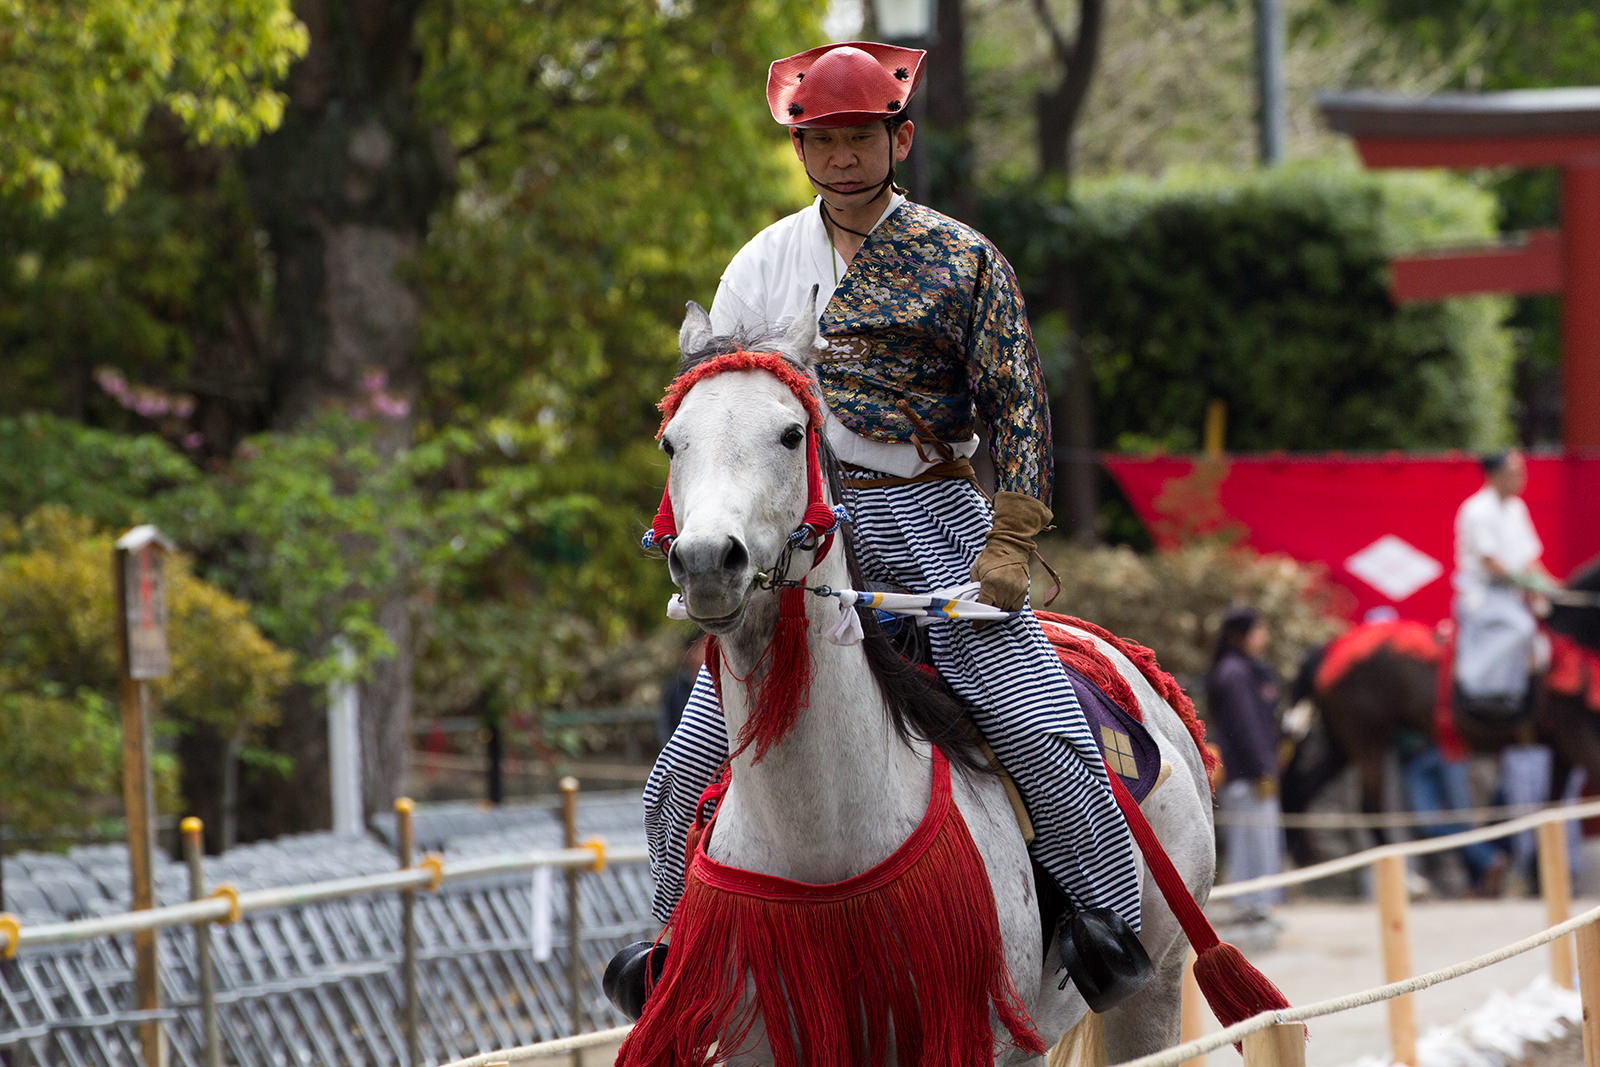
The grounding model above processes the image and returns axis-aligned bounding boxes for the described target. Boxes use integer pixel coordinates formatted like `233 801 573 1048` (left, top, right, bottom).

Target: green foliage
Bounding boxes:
983 162 1516 452
406 0 817 717
159 414 418 682
0 507 292 843
0 414 201 528
1037 539 1346 687
0 172 265 432
1349 0 1600 91
0 0 308 213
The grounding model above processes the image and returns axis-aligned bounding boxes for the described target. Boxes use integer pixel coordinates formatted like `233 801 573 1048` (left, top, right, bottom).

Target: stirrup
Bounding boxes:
1057 907 1154 1013
603 940 668 1020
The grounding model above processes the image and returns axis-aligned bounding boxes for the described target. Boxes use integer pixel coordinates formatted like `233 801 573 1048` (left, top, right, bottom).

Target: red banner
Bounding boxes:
1102 453 1600 624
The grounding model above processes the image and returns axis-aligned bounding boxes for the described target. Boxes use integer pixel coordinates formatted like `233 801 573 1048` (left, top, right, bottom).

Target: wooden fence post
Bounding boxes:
1536 820 1573 989
1242 1022 1305 1067
1375 854 1416 1066
561 777 586 1067
182 818 221 1067
396 798 420 1067
1181 949 1206 1067
1576 917 1599 1067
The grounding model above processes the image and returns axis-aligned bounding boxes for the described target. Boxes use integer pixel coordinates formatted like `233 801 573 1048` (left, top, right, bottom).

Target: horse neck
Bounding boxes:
713 543 931 874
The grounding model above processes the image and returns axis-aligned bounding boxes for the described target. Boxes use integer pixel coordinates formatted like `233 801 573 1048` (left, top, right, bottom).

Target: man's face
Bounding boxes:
791 121 913 208
1493 449 1527 496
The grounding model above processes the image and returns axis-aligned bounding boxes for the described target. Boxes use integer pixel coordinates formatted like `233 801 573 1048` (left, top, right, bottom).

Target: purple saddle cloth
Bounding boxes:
1060 664 1162 805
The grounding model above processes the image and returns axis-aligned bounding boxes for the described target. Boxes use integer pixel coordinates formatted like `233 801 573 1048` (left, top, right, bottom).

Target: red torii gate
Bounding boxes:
1319 88 1600 452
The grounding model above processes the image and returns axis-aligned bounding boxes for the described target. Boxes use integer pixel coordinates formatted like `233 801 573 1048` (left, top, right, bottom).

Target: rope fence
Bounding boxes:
1215 794 1600 830
3 790 1597 1067
430 796 1600 1067
1124 903 1600 1067
1210 795 1600 901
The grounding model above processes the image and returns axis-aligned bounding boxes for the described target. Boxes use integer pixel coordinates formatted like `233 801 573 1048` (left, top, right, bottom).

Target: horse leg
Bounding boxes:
1279 717 1349 867
1355 753 1392 849
1100 933 1189 1064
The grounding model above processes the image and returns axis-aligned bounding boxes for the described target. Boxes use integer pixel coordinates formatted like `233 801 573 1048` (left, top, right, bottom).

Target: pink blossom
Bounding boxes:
182 432 204 450
96 368 129 398
372 393 411 420
362 369 388 394
133 392 170 418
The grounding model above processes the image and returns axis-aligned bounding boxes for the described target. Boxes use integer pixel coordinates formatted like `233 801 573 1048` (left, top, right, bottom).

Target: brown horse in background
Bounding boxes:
1280 558 1600 869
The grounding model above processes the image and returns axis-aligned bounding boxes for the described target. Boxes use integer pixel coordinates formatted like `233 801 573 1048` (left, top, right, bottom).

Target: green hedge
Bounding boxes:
981 162 1516 453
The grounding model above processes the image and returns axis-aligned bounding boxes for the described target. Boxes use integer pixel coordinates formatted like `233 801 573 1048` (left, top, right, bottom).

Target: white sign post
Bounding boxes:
327 638 364 835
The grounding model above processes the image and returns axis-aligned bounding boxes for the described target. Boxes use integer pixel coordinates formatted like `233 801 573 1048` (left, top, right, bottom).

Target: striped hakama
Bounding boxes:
643 475 1142 932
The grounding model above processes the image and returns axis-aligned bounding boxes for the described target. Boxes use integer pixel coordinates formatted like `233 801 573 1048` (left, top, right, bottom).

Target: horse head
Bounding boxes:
656 292 827 640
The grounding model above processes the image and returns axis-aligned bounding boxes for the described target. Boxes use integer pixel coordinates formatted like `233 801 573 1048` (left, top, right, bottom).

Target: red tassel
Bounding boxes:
800 427 838 536
1103 759 1299 1042
651 483 677 548
1192 941 1296 1032
616 750 1044 1066
732 586 812 763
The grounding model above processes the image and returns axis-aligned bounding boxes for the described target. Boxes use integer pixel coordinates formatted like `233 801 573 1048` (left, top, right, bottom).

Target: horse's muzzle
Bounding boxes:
668 534 753 629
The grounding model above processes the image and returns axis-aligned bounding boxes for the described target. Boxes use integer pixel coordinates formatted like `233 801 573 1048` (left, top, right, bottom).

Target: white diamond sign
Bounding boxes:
1344 535 1444 602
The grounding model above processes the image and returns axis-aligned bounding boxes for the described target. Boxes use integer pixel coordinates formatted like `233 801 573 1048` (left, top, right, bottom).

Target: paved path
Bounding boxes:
1190 893 1598 1067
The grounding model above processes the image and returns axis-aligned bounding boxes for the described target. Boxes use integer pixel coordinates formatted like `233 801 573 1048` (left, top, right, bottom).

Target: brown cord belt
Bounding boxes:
839 457 981 490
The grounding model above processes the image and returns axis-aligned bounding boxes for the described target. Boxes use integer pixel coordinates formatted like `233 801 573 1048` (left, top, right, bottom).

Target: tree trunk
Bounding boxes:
236 0 450 837
1030 0 1105 541
1048 267 1098 544
924 0 976 221
1034 0 1104 182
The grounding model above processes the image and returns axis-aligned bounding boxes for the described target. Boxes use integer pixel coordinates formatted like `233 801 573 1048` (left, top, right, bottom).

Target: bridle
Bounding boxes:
641 349 851 761
642 349 849 585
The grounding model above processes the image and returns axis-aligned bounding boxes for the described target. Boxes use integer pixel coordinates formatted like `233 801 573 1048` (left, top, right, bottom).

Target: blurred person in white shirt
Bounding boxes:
1452 448 1554 708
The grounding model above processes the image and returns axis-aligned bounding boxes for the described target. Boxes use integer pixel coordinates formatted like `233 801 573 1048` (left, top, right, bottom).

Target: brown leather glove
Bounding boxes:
970 491 1052 613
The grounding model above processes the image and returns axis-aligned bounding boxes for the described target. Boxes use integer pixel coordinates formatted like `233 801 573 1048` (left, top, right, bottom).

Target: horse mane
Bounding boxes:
822 446 993 775
676 330 991 775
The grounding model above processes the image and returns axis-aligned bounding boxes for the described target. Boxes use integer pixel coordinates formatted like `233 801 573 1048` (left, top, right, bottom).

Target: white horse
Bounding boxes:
622 304 1219 1066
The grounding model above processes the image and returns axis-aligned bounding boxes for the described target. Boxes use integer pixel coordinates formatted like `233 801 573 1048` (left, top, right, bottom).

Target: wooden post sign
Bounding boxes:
114 524 175 1067
117 526 174 679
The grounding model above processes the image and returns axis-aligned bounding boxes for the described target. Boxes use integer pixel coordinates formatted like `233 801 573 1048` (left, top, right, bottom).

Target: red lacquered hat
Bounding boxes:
766 41 927 129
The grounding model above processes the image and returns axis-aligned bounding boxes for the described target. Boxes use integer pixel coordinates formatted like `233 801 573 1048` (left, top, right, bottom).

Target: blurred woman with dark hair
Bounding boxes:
1205 606 1285 922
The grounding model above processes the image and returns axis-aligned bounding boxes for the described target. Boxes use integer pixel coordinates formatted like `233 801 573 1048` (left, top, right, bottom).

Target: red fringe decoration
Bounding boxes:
1549 632 1600 712
616 751 1045 1066
1037 611 1221 789
1314 619 1440 693
1043 626 1143 721
731 586 813 763
658 350 824 435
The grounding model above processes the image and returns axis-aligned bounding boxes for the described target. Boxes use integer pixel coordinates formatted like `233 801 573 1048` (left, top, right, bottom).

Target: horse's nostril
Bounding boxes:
667 543 687 586
722 537 749 575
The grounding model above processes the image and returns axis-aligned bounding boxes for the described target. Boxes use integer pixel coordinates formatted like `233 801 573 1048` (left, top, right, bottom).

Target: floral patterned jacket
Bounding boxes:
816 201 1052 500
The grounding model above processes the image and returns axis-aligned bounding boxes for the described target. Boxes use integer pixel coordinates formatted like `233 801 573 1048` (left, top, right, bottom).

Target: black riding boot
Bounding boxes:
603 940 668 1020
1057 907 1154 1013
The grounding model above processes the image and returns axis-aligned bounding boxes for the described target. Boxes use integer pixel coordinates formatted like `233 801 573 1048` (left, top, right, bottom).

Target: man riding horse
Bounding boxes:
1452 448 1557 715
618 40 1149 1016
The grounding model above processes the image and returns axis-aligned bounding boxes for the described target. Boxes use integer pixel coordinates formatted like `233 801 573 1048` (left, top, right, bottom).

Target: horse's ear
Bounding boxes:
780 285 821 370
680 301 714 358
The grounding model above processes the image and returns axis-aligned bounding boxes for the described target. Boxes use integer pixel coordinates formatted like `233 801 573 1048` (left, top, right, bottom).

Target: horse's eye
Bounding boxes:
781 426 805 451
660 438 676 459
